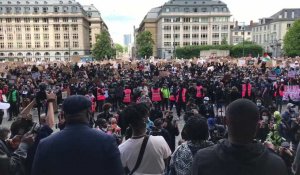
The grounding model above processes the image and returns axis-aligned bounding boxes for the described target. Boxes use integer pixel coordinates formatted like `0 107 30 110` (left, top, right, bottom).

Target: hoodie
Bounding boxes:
192 139 288 175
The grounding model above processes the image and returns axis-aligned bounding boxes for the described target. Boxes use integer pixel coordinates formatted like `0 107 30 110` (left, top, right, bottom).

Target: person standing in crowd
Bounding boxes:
176 84 187 118
195 82 204 107
36 83 47 123
151 85 162 109
96 85 106 112
170 116 213 175
32 95 123 175
163 111 179 153
161 84 170 111
0 126 34 175
123 85 132 106
7 85 20 121
241 78 252 99
97 103 113 122
169 84 178 111
119 103 171 175
115 83 124 109
274 79 285 112
192 99 288 175
199 97 215 119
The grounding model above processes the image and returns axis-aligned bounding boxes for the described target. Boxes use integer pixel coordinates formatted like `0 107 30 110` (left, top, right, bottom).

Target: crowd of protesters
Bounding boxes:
1 58 300 174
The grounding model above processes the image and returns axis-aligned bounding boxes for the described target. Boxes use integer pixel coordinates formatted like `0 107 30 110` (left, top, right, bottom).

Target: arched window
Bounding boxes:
73 52 79 55
55 52 61 61
0 53 4 56
44 52 50 61
17 53 23 57
26 52 32 61
8 53 14 57
64 52 70 61
35 52 41 61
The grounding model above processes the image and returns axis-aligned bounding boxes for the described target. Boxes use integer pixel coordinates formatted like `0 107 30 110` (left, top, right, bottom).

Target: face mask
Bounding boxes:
204 101 208 104
257 103 262 106
262 116 268 122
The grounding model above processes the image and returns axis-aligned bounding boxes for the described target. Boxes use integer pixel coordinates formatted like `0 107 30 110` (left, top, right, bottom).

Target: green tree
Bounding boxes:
92 30 114 60
115 43 124 53
221 37 228 45
284 20 300 57
136 31 154 59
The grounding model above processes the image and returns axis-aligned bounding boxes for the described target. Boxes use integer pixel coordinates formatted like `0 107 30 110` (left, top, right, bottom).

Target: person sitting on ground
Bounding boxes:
97 103 113 122
192 99 288 175
169 116 213 175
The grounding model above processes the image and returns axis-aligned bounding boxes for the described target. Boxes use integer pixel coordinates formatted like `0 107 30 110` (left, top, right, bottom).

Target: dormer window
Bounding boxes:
59 1 63 4
8 1 11 4
35 1 38 4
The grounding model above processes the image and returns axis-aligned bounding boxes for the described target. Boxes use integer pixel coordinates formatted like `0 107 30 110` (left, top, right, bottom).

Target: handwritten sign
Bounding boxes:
283 85 300 101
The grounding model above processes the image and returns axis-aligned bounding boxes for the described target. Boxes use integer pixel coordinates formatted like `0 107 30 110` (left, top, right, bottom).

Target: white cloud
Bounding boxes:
77 0 300 44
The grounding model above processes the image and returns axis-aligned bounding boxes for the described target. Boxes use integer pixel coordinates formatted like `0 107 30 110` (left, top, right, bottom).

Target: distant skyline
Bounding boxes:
78 0 300 44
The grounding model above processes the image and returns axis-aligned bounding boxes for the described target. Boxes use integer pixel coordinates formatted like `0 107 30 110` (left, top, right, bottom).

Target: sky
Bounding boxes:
78 0 300 45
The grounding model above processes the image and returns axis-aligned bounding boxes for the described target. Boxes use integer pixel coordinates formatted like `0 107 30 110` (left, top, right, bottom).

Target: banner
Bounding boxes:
283 85 300 101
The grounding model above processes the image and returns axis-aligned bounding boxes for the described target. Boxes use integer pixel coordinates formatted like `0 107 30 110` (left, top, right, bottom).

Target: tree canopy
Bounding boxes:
136 31 154 59
284 20 300 57
92 30 115 60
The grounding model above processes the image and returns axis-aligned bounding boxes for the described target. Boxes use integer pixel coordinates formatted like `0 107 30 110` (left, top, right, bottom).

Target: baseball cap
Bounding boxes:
62 95 92 115
204 97 210 101
287 103 295 109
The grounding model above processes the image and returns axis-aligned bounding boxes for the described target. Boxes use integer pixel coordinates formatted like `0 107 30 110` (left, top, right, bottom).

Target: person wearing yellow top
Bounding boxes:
161 85 170 111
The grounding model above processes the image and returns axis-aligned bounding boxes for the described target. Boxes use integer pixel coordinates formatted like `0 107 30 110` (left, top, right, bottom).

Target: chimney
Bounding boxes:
235 21 238 27
250 20 253 27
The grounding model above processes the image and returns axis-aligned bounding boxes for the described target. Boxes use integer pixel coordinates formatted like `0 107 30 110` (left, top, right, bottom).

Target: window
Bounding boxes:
192 18 199 22
221 33 228 39
183 42 190 46
212 25 219 31
173 42 180 46
235 32 238 35
212 41 219 45
6 26 12 32
164 42 171 47
165 8 170 12
164 18 172 22
6 18 12 23
17 34 22 40
25 25 31 31
54 6 59 13
17 42 22 48
0 27 2 32
173 26 180 31
248 32 251 35
54 18 60 22
34 25 40 31
35 42 40 48
55 42 61 48
43 34 49 40
8 42 13 48
192 34 199 38
71 6 77 13
0 34 3 40
62 34 69 40
24 18 30 23
201 34 208 39
73 41 79 48
33 18 39 23
63 6 68 13
184 8 189 12
72 25 78 31
43 25 49 31
273 24 276 30
26 42 31 48
221 25 228 31
34 7 39 13
16 25 22 32
55 34 60 40
73 34 78 40
72 18 77 22
173 34 180 39
173 17 180 22
15 18 21 23
7 34 13 40
287 24 291 28
192 41 199 45
43 7 48 13
201 8 207 12
34 34 40 40
183 18 190 22
26 34 31 40
63 25 69 31
24 7 30 14
0 43 4 49
193 8 198 13
183 26 190 31
192 26 199 31
201 25 208 31
183 34 190 38
164 34 171 39
6 7 12 14
163 26 171 30
15 7 21 13
64 42 69 48
212 33 219 38
44 42 49 48
43 18 48 23
54 25 60 31
63 18 68 22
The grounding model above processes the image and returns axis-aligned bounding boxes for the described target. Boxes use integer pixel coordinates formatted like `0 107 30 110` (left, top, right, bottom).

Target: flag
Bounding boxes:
262 53 271 62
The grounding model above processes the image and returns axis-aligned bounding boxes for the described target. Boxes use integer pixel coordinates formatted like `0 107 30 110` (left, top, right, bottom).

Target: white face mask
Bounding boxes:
262 116 269 122
6 133 11 140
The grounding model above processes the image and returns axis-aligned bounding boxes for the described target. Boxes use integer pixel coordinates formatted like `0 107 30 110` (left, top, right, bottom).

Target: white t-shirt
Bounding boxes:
119 135 171 175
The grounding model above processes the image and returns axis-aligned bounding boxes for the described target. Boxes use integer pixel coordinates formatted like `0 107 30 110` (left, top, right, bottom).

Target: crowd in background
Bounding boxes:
1 58 300 174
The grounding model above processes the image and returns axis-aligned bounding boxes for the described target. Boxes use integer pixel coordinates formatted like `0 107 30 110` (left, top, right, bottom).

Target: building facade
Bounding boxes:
230 21 254 45
252 9 300 57
0 0 109 61
136 0 234 59
123 34 131 47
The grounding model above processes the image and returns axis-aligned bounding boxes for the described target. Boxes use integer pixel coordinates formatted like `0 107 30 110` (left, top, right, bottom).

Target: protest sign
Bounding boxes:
288 71 296 78
283 85 300 101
